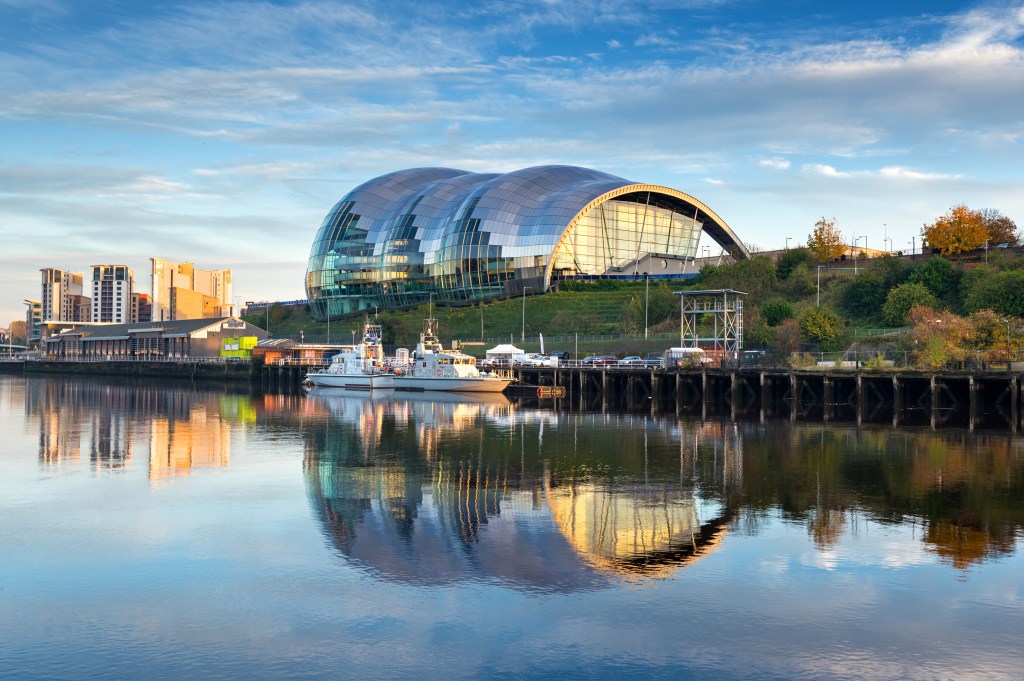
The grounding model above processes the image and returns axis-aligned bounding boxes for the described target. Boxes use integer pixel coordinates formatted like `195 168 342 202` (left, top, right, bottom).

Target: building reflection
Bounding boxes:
26 378 237 480
302 389 736 591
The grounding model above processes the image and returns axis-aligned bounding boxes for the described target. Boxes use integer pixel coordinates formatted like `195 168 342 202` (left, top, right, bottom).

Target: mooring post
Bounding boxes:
790 371 797 422
760 371 766 422
856 372 863 427
893 374 902 427
969 375 977 431
1012 376 1019 433
701 369 708 420
823 375 833 422
930 375 938 430
730 371 739 420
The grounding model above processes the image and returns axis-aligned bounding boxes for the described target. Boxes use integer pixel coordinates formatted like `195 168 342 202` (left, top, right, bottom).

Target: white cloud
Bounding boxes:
803 164 851 178
879 166 959 181
607 39 621 49
759 158 791 170
703 177 724 185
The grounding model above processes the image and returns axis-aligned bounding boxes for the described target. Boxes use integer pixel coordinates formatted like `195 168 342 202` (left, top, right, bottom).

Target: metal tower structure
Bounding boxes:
674 289 747 361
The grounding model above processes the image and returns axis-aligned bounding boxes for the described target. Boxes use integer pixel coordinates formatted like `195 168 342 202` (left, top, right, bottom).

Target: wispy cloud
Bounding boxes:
759 158 791 170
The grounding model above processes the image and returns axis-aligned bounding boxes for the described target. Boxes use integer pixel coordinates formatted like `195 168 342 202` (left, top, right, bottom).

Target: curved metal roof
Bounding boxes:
311 165 747 265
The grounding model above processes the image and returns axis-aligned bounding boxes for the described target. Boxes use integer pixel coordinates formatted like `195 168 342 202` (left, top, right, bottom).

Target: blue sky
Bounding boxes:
2 0 1023 324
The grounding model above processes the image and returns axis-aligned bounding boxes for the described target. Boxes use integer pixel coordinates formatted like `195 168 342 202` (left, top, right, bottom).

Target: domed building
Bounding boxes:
306 165 748 319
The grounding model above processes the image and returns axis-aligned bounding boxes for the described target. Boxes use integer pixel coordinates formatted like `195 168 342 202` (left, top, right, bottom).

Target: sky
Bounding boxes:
2 0 1024 325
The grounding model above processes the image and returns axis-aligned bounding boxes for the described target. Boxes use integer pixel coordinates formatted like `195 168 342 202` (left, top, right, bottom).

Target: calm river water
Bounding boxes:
2 375 1023 680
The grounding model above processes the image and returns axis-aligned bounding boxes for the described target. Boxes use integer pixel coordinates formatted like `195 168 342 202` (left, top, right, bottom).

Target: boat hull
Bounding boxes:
393 375 510 393
305 372 394 390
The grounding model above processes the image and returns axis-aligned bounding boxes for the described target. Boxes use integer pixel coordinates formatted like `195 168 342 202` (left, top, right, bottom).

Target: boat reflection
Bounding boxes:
303 390 733 591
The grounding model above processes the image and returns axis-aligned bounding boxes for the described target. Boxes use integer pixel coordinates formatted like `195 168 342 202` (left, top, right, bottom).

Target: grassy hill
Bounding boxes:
242 281 684 358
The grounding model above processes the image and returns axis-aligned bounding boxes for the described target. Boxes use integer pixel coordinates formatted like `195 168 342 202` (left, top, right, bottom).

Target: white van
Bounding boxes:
663 347 713 367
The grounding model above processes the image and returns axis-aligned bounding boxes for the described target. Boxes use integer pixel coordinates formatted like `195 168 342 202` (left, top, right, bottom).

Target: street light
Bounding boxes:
521 287 532 344
644 273 650 340
817 265 823 307
785 237 791 250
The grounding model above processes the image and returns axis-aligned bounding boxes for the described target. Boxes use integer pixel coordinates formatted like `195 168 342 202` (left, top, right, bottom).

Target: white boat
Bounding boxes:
393 318 512 393
304 320 394 390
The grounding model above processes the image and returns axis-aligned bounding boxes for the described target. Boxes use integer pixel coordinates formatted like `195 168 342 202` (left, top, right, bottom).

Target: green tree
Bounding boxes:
908 256 955 301
807 217 846 261
762 298 794 326
962 269 1024 317
840 274 886 320
799 306 844 350
776 247 817 279
781 262 817 297
872 255 913 290
694 256 777 303
883 283 939 326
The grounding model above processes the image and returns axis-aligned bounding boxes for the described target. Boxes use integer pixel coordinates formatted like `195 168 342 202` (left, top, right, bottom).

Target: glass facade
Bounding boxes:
306 165 746 319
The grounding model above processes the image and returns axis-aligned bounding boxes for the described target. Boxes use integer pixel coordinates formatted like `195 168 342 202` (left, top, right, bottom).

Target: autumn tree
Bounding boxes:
922 204 988 255
981 208 1020 246
807 217 845 262
8 320 26 345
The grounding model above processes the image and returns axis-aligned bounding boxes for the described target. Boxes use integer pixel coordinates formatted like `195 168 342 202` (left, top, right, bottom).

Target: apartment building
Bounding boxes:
40 268 91 322
90 265 135 323
151 258 233 321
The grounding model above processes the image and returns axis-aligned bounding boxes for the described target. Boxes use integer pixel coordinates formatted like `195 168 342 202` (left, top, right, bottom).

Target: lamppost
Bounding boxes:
351 329 356 345
910 237 916 257
785 237 791 250
817 265 824 307
521 287 532 344
644 273 650 340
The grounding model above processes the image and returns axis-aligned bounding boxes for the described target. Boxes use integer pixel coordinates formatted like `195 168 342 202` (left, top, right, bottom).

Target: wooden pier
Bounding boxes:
10 359 1024 429
511 366 1023 431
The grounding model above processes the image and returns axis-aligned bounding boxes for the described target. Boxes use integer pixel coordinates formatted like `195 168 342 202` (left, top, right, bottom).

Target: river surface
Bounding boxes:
2 375 1023 680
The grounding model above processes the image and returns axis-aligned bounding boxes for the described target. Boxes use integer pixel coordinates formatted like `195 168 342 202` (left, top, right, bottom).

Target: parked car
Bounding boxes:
617 356 644 366
521 353 558 367
643 356 664 368
582 354 618 366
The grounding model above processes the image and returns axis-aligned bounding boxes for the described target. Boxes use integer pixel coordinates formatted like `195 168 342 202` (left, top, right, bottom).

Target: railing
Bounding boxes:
34 355 252 364
267 358 331 366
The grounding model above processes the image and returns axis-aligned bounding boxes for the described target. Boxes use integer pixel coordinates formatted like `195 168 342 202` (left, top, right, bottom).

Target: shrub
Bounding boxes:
776 248 816 280
840 275 886 319
908 256 955 300
962 269 1024 317
882 283 939 326
762 298 793 326
798 306 844 351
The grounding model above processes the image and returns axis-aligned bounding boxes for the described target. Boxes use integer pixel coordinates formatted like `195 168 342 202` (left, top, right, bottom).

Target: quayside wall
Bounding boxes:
11 361 1024 429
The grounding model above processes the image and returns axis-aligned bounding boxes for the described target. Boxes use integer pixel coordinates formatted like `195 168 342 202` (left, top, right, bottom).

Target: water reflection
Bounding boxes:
302 389 736 590
24 377 237 480
299 389 1024 579
15 376 1024 576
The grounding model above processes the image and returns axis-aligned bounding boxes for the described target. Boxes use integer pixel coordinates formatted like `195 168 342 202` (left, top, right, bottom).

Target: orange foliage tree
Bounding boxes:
922 204 988 255
807 217 845 261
